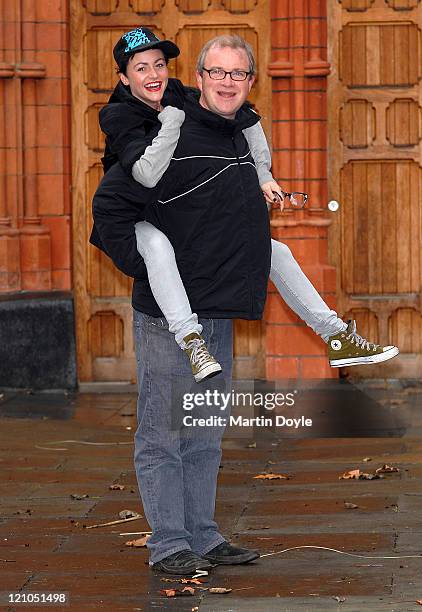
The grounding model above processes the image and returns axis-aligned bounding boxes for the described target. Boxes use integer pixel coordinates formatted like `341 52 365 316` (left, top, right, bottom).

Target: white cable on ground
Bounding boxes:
260 545 422 560
36 440 132 447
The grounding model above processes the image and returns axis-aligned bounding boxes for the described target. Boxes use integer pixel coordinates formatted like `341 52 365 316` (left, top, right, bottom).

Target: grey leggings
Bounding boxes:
135 221 346 347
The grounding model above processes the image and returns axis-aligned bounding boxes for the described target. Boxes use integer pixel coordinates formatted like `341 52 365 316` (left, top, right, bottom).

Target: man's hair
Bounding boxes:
196 35 257 77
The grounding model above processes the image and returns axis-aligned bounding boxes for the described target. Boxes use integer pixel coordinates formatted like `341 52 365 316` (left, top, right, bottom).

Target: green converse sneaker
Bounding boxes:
328 320 399 368
182 332 222 383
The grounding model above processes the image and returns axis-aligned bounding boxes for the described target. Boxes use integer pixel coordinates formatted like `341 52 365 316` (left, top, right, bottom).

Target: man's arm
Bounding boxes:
243 121 273 185
243 120 285 207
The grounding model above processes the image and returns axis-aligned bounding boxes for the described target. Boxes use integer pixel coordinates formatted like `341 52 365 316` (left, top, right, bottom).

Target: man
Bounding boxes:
131 35 269 574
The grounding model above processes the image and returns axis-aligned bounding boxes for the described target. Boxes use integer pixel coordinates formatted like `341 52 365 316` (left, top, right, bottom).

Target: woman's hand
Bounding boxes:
261 180 285 212
158 106 185 125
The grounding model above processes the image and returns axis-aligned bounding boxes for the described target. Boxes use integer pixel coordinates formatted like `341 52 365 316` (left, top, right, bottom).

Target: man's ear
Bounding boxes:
247 75 256 93
119 73 129 86
195 71 203 92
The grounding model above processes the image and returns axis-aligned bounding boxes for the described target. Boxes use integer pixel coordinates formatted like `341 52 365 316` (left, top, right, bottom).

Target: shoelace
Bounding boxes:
346 322 379 352
186 338 212 368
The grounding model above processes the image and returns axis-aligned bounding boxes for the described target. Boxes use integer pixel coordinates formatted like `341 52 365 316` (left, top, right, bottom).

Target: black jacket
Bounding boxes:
90 79 186 274
91 82 271 319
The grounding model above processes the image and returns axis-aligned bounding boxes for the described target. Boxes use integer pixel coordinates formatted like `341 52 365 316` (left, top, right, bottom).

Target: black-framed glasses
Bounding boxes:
202 67 251 81
273 191 308 208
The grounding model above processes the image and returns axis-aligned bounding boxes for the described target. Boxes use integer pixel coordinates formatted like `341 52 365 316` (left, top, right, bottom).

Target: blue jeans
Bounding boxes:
133 310 233 564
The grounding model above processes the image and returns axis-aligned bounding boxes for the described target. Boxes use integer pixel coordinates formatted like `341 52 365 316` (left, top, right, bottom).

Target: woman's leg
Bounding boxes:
135 221 202 345
270 239 347 341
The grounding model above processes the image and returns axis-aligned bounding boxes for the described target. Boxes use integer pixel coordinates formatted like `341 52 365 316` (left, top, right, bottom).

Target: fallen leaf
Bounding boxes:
253 473 289 480
209 587 232 594
109 484 125 491
119 509 139 519
332 595 346 603
363 457 372 462
181 586 195 595
247 441 256 448
339 469 381 480
375 464 400 474
344 502 359 509
160 587 195 597
70 493 89 500
125 535 149 547
181 578 205 585
339 469 361 480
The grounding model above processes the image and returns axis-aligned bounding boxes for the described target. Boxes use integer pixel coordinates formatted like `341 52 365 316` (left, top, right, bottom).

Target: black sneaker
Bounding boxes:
203 542 260 565
152 549 213 575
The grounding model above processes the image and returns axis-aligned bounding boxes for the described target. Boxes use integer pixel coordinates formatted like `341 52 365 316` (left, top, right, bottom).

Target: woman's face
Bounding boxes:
120 48 168 109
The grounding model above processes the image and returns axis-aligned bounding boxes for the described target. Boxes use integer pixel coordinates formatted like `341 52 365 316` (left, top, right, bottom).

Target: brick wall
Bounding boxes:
0 0 338 382
265 0 338 379
0 0 71 292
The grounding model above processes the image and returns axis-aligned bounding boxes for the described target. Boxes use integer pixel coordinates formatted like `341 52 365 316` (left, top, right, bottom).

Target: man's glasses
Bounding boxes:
273 191 308 209
202 67 251 81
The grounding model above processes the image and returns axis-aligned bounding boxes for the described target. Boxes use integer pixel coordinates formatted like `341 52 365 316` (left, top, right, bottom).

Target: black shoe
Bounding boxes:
203 542 260 565
152 549 213 575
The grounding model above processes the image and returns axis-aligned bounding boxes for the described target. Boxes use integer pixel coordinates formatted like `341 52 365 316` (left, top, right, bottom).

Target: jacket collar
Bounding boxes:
107 79 185 118
183 93 261 135
108 81 160 120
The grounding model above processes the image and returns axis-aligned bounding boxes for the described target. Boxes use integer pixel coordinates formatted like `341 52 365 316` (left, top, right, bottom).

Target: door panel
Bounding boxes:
328 0 422 377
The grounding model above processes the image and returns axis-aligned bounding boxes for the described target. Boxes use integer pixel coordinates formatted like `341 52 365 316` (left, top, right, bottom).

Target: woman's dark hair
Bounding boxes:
116 53 169 76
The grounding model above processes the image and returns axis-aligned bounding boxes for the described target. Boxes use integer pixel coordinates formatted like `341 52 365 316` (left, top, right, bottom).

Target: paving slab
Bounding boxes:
0 382 421 611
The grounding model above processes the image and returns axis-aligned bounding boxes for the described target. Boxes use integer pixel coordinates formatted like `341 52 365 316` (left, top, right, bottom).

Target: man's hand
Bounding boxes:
261 180 285 212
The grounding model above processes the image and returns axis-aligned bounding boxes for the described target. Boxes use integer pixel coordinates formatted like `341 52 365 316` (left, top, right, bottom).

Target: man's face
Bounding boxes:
196 46 255 120
120 48 168 109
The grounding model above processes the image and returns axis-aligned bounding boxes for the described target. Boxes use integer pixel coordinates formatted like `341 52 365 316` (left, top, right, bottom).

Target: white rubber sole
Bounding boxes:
194 362 222 383
330 346 399 368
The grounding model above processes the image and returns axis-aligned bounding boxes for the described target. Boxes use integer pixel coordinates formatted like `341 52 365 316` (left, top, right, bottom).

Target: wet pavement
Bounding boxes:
0 379 422 611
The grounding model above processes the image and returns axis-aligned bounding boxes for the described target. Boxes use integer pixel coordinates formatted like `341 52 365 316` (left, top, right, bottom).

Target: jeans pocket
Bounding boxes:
133 309 143 329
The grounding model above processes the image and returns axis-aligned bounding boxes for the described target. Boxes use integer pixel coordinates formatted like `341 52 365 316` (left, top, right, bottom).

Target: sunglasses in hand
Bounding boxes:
272 191 308 208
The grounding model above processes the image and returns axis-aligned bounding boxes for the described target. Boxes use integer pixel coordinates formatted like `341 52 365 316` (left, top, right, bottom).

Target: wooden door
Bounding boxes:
328 0 422 377
71 0 271 382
